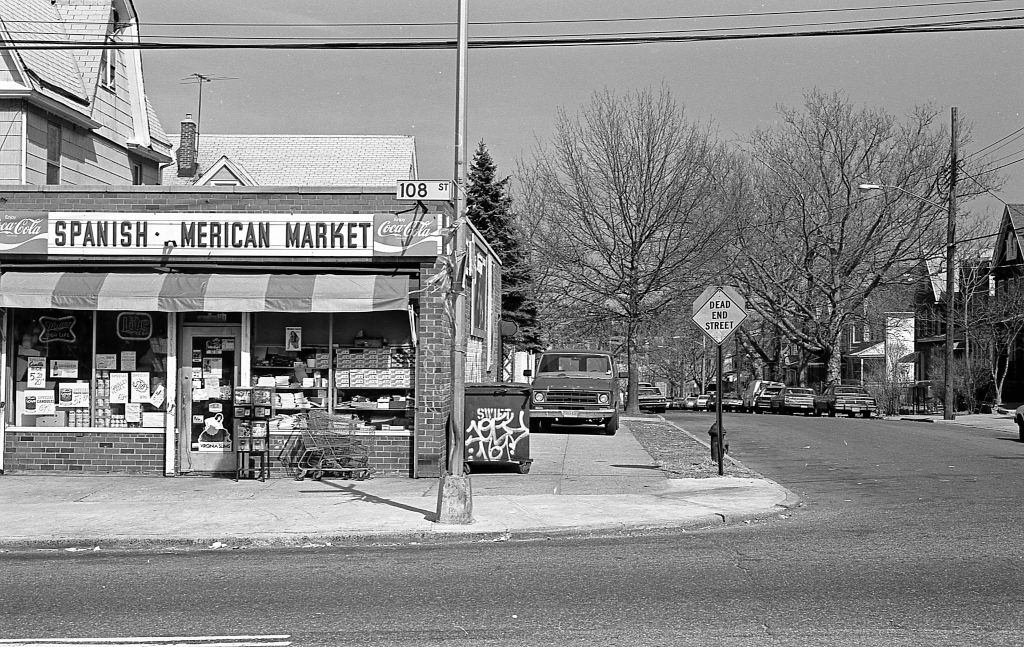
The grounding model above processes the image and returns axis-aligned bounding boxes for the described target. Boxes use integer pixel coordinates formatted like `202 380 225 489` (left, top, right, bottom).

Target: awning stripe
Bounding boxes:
0 272 409 312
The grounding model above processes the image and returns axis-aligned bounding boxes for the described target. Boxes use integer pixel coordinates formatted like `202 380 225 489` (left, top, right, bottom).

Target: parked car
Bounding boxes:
637 386 668 414
695 393 711 410
816 384 878 418
741 380 785 412
682 395 699 410
668 396 689 410
719 393 743 412
769 386 817 415
754 385 784 413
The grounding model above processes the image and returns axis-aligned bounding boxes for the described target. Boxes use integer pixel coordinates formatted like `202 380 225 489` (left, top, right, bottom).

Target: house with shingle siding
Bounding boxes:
0 0 170 185
162 117 417 187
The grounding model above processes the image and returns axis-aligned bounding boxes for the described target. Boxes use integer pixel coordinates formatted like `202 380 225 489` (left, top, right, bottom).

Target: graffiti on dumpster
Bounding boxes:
465 407 529 461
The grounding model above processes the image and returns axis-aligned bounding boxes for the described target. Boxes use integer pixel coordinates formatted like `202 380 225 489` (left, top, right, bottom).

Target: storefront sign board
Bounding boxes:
117 312 153 340
0 211 442 257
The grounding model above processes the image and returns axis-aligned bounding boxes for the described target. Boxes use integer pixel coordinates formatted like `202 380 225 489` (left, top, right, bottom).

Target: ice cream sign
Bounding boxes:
0 211 441 257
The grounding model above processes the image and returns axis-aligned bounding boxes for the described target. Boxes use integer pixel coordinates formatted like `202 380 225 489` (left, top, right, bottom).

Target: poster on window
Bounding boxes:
285 327 302 352
109 372 129 404
195 412 231 452
96 354 117 370
57 382 90 408
130 372 151 403
27 358 46 388
50 359 78 379
125 402 142 423
24 390 55 415
120 351 137 372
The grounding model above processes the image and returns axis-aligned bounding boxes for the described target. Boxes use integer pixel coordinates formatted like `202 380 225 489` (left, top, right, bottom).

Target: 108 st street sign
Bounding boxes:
692 285 747 345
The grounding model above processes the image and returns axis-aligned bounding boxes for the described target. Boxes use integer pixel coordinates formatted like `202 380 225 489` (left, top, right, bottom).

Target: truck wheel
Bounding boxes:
604 415 618 436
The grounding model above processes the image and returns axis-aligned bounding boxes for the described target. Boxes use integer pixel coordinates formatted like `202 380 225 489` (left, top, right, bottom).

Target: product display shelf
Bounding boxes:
252 350 331 413
333 345 416 430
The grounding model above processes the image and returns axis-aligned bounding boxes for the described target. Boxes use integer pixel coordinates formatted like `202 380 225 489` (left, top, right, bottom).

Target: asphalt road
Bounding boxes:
3 412 1023 646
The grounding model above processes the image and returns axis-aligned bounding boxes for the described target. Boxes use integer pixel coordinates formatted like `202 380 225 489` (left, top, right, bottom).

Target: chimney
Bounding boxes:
176 114 198 177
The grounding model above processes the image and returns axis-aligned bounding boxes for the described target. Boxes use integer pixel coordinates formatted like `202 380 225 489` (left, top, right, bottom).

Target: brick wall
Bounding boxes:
4 430 164 474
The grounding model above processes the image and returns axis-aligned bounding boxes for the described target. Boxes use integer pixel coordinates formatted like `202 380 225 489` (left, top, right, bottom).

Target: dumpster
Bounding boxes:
463 382 532 474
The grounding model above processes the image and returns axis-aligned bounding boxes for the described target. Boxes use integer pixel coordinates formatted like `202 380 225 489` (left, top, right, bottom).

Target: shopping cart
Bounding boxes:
293 410 373 481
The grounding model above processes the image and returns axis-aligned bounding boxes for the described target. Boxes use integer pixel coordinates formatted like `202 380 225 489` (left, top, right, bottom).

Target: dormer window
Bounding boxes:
100 48 116 90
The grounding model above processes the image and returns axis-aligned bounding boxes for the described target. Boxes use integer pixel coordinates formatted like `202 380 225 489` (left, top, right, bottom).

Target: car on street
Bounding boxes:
769 386 817 415
741 380 785 412
638 386 668 414
719 393 744 412
754 385 785 413
816 383 878 418
695 393 711 410
681 395 698 410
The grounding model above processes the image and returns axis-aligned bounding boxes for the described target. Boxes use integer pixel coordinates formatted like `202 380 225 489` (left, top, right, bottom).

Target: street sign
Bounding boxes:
396 180 453 202
691 285 747 345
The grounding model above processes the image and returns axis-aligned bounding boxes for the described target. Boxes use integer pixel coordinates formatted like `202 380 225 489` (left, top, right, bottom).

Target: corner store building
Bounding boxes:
0 186 501 478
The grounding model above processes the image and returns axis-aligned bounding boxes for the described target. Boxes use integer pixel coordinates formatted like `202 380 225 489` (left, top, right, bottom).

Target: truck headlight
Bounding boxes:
533 391 546 403
598 393 610 404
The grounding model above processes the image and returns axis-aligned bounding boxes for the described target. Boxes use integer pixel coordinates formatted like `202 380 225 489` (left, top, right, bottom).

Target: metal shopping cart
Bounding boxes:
293 410 373 481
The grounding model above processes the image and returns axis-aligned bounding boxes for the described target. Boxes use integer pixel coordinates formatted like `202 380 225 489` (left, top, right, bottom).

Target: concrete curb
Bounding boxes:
0 507 790 555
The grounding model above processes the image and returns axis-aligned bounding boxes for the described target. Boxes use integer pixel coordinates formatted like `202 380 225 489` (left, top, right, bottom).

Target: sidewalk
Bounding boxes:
898 411 1020 434
0 418 796 553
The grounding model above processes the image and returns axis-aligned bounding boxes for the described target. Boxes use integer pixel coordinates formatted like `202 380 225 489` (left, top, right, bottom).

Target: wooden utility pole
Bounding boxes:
944 107 957 421
436 0 473 524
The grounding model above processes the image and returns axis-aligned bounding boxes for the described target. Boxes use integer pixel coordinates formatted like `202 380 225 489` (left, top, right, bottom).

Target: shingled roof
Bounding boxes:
162 134 418 187
0 0 90 107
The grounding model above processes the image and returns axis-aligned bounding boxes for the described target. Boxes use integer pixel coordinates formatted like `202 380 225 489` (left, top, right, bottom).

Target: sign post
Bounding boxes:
692 286 747 475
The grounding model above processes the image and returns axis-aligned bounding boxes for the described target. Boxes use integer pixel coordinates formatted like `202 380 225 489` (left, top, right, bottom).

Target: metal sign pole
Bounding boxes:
716 343 724 476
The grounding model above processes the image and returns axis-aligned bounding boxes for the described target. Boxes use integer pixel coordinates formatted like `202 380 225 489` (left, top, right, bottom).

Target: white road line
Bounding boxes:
0 638 292 642
0 643 290 647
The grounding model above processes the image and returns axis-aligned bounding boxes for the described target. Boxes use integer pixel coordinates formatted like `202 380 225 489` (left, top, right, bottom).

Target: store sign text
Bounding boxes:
0 212 440 257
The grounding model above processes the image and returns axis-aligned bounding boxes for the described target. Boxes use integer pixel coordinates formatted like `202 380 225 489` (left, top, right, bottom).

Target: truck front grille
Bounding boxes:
544 390 600 405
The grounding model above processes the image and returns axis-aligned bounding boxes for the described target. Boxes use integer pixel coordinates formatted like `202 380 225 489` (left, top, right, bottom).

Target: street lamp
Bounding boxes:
858 181 956 420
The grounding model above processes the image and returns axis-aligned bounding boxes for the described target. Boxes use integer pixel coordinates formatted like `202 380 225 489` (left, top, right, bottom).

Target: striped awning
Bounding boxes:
0 272 409 312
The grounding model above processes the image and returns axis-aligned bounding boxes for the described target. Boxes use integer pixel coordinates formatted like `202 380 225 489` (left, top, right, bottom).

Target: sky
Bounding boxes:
133 0 1024 227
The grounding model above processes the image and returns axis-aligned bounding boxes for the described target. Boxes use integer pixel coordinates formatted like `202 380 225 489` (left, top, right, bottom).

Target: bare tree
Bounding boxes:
732 90 997 384
516 87 737 413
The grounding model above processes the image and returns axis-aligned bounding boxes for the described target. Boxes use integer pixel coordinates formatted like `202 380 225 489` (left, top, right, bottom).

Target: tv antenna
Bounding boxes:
180 73 237 131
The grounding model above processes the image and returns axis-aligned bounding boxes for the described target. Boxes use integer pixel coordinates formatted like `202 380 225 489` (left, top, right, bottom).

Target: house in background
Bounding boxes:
162 116 417 187
0 0 171 184
990 204 1024 405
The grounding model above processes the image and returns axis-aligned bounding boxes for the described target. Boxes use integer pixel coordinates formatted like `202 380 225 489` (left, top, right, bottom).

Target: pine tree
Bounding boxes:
466 141 543 355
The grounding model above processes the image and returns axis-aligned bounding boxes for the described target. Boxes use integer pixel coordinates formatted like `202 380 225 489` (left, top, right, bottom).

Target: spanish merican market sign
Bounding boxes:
0 211 441 257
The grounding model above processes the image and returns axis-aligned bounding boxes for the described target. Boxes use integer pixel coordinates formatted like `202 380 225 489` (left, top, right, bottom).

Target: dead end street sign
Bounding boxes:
692 285 747 345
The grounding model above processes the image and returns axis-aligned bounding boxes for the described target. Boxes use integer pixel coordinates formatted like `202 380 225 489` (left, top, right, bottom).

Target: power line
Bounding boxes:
7 6 1019 42
0 15 1021 50
965 124 1024 159
2 0 1016 28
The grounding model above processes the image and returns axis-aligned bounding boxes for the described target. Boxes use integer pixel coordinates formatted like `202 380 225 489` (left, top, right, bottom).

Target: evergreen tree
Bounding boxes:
466 141 543 356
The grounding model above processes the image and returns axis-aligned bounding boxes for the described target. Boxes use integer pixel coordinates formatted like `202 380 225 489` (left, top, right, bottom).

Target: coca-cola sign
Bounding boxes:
373 212 440 256
0 211 47 254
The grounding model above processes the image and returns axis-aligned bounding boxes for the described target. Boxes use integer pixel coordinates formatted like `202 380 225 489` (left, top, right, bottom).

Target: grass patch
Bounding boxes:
627 419 759 479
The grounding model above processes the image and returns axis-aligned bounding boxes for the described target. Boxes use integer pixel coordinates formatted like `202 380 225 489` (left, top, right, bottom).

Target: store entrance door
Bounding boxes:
179 326 241 473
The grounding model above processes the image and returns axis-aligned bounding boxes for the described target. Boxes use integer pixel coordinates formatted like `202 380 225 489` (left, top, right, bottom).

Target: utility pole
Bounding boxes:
436 0 473 524
944 107 957 421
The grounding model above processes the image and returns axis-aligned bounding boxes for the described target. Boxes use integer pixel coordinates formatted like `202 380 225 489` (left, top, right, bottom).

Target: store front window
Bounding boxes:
10 309 168 428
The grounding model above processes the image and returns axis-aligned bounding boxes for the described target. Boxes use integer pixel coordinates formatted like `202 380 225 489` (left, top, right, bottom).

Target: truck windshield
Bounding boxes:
538 354 611 374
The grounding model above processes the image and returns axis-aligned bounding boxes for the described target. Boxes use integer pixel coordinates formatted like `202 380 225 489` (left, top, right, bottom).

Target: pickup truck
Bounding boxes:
815 384 878 418
527 349 624 435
